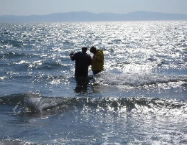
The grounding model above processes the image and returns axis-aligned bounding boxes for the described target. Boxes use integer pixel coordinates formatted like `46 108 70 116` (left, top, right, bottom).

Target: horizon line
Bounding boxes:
1 11 187 17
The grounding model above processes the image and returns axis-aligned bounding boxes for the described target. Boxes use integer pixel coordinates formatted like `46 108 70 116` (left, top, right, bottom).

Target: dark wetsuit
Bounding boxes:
71 52 92 77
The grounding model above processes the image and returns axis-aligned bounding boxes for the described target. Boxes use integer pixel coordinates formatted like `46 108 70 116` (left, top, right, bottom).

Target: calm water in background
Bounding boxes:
0 21 187 144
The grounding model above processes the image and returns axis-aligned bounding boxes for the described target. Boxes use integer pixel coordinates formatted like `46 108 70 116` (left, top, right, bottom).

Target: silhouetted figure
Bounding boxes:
70 47 92 77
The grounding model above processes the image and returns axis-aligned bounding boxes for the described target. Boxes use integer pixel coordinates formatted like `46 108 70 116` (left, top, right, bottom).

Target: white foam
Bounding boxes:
94 72 187 87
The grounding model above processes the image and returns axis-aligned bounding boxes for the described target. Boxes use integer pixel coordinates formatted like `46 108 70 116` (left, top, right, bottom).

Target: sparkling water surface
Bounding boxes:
0 21 187 144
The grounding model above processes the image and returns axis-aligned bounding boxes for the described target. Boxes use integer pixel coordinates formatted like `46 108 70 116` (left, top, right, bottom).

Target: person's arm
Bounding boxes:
88 55 92 65
70 52 75 61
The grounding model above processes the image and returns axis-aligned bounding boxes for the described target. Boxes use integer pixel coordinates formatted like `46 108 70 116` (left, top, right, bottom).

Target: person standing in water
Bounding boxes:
70 47 92 77
90 46 104 75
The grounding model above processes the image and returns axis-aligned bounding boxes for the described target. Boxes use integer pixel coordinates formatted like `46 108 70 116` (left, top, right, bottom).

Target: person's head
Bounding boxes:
82 47 88 52
90 46 96 54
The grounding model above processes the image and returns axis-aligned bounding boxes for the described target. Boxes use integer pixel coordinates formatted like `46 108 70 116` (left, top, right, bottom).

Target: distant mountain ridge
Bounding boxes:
0 11 187 23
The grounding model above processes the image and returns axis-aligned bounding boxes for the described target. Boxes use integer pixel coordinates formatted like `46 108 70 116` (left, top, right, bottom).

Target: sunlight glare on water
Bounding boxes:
0 21 187 144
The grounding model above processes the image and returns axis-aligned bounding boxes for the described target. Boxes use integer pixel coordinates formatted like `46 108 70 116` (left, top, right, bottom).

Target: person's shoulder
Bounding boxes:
86 53 91 57
74 51 82 55
97 49 103 54
97 49 103 52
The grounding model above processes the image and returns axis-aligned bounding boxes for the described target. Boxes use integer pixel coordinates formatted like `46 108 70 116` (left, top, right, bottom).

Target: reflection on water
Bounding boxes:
0 21 187 144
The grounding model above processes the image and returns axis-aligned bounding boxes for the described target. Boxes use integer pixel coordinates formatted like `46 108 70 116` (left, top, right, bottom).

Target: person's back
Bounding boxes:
90 46 104 75
73 51 91 77
70 47 92 77
92 49 104 71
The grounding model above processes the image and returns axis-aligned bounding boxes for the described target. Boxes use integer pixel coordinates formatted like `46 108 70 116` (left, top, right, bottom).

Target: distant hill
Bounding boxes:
0 11 187 23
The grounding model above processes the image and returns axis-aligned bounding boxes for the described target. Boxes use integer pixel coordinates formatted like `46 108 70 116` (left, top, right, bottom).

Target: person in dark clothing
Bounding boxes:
70 47 92 77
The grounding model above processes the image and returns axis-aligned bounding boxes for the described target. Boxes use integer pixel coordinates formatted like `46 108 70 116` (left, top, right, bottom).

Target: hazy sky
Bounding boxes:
0 0 187 16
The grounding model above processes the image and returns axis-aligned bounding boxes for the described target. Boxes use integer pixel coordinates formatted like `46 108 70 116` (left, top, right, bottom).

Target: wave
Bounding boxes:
0 92 187 117
0 93 26 105
94 72 187 87
0 53 70 72
0 40 23 47
0 139 35 145
34 60 66 70
0 52 35 60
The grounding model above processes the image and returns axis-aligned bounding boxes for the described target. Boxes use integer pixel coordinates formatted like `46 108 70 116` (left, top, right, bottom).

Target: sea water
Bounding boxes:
0 21 187 144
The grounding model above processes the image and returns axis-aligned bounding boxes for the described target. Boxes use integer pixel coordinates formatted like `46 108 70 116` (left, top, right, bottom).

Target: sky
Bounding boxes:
0 0 187 16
